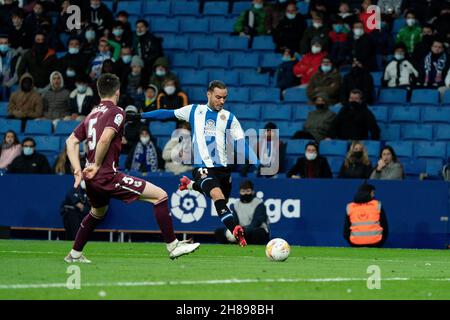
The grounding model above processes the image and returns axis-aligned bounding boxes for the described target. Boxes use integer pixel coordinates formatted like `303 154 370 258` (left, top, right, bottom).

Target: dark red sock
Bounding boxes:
73 212 102 252
154 197 177 243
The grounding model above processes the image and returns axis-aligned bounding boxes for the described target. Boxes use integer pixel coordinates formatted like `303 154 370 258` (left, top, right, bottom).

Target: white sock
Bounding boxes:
70 249 82 258
166 239 179 252
187 181 194 190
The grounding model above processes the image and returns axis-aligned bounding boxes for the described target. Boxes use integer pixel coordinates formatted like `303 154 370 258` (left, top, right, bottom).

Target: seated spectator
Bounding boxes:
344 183 388 247
68 74 95 121
17 31 57 91
0 33 22 100
293 38 327 86
55 0 74 49
24 1 50 33
307 56 342 105
57 37 91 91
0 0 19 27
7 137 52 174
265 0 290 32
84 0 114 35
8 73 44 131
148 56 179 92
215 180 270 245
115 46 133 91
8 8 33 50
396 11 422 54
125 56 146 105
163 121 193 175
272 1 307 53
287 141 332 179
418 39 450 88
140 84 159 113
80 24 98 58
370 145 403 180
121 105 145 155
275 49 299 91
338 141 372 179
294 93 336 142
116 11 133 44
60 180 90 240
341 58 375 104
233 0 269 37
345 21 377 71
109 21 132 48
89 37 120 81
125 127 163 173
412 24 436 67
133 19 163 72
432 5 450 41
358 0 376 34
336 1 356 27
328 16 350 67
157 78 188 110
299 12 330 54
42 71 71 123
0 130 22 170
330 89 380 140
383 42 419 90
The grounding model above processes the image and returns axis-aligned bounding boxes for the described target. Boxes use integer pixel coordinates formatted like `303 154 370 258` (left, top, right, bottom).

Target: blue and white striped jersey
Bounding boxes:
174 104 245 168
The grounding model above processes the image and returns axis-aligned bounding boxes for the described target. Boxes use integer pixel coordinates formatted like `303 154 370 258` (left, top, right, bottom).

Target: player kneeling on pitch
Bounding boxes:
64 74 200 263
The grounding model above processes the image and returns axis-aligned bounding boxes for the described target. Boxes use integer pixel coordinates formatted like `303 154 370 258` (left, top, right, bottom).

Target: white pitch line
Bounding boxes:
1 277 450 290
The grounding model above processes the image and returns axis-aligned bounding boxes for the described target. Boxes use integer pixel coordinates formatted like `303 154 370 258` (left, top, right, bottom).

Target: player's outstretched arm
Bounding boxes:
83 128 116 180
141 109 177 120
66 134 83 188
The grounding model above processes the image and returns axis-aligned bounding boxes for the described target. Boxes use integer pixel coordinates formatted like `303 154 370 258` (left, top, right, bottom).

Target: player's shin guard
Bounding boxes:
214 199 236 232
154 197 177 243
73 212 102 252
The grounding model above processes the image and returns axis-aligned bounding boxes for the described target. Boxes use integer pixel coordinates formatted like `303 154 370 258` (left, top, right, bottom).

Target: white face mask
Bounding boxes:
140 136 150 145
164 85 176 95
80 180 86 190
353 28 364 38
305 152 317 161
312 22 322 29
311 46 322 54
286 13 296 20
406 18 416 27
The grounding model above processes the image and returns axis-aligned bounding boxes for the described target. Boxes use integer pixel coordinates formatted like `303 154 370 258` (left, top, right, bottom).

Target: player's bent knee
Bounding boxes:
91 206 108 219
210 188 225 201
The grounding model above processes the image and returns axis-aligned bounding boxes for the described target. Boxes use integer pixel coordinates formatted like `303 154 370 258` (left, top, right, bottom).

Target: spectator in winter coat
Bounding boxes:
85 0 114 34
418 39 450 88
125 127 163 173
396 11 422 54
121 105 146 155
148 56 178 92
0 33 22 99
345 21 377 71
383 43 419 89
411 24 435 67
157 78 188 111
42 71 71 122
233 0 269 36
133 19 163 71
341 58 375 105
307 56 342 105
338 141 372 179
68 74 95 120
369 17 396 67
328 16 350 68
272 2 307 53
8 8 33 50
370 145 404 180
7 137 51 174
275 49 299 91
293 38 327 86
287 141 332 179
299 12 330 54
57 37 91 91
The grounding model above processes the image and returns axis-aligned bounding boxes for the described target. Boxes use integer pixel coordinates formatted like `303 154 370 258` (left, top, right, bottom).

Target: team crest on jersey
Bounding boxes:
114 114 123 126
220 113 226 121
204 119 216 136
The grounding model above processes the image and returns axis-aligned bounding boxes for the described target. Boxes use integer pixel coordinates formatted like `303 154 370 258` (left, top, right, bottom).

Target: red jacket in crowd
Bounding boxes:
293 51 327 85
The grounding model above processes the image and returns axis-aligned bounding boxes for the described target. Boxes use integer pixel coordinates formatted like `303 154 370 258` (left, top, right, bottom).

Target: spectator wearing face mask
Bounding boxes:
57 37 91 91
8 8 33 50
299 12 330 54
81 24 98 57
233 0 270 37
7 137 52 174
0 130 22 170
89 37 120 81
418 39 450 88
336 1 356 27
338 141 372 179
345 21 377 71
287 141 332 179
341 58 375 104
412 24 436 67
274 49 300 92
133 19 163 72
328 16 350 67
396 11 422 54
17 31 57 90
125 55 147 105
42 71 71 124
215 180 270 245
0 33 22 100
307 56 342 105
84 0 114 34
68 74 95 121
116 11 133 44
148 56 179 92
383 43 418 89
125 127 163 173
115 46 138 92
162 121 193 175
330 89 380 141
272 1 307 53
8 73 43 131
109 21 132 48
140 84 159 113
293 38 327 86
157 78 188 111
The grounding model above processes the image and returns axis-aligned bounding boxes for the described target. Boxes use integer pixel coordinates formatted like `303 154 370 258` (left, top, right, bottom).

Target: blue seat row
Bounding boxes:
378 88 450 106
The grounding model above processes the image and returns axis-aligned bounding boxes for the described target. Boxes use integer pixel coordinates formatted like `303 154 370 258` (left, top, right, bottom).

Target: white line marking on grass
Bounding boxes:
1 277 450 290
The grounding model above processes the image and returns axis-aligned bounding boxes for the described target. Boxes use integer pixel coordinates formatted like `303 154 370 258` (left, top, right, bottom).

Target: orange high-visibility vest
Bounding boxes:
347 200 383 245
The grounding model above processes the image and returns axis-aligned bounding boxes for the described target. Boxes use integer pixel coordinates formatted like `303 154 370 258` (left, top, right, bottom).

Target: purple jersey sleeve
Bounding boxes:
104 108 125 133
73 120 87 142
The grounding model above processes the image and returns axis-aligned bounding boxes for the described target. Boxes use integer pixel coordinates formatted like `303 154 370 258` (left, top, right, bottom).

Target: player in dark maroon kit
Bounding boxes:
64 74 200 263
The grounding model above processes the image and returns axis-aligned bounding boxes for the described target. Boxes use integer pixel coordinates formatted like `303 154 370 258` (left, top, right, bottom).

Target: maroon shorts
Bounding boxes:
85 172 147 208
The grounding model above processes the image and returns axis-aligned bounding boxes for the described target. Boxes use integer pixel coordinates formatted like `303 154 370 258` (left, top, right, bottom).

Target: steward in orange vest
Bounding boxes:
344 184 388 247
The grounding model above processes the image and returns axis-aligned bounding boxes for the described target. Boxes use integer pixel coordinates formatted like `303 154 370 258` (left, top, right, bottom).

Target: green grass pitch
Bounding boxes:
0 239 449 300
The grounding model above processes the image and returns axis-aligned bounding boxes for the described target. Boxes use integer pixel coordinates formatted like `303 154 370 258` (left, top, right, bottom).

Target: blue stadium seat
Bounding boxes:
329 104 342 114
151 18 179 34
368 106 388 124
410 89 440 105
327 156 344 176
178 70 208 86
276 121 299 138
425 159 444 178
385 141 413 160
157 136 171 150
171 53 199 68
286 139 310 156
118 154 127 170
293 105 314 121
239 73 270 86
261 105 291 121
0 118 21 133
209 70 239 87
24 120 52 135
162 35 189 51
172 1 199 16
199 53 229 69
390 107 421 124
402 124 433 141
283 87 308 103
361 140 381 158
392 18 405 33
371 72 383 87
414 141 447 161
187 87 206 103
379 124 401 141
261 52 281 68
220 36 249 51
297 2 309 15
227 87 250 103
0 101 7 117
229 104 261 120
149 121 177 137
319 140 348 157
190 35 219 51
421 107 450 124
34 136 61 153
103 1 114 12
54 120 81 136
240 120 261 131
434 125 450 141
378 88 407 104
203 1 229 16
209 17 235 34
252 36 276 51
117 1 141 16
229 52 259 69
403 159 426 179
143 1 171 16
250 88 280 103
232 1 251 15
179 18 209 34
442 90 450 105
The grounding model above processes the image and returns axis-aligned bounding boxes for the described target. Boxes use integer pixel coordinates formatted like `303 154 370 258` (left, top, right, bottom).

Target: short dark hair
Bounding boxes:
22 137 36 146
208 80 227 92
350 88 364 98
136 19 149 28
380 145 398 162
305 141 319 152
264 122 277 130
96 73 120 98
240 180 254 190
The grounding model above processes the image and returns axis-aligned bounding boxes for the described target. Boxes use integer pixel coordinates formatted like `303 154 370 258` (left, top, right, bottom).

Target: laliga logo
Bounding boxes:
170 190 207 223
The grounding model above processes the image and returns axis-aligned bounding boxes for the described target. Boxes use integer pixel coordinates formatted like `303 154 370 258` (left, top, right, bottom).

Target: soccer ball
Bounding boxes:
265 238 290 262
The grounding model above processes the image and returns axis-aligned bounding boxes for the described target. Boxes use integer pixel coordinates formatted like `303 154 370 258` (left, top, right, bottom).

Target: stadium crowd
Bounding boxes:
1 0 450 180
